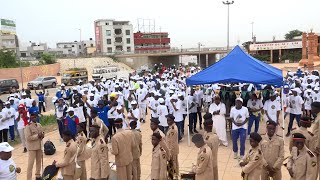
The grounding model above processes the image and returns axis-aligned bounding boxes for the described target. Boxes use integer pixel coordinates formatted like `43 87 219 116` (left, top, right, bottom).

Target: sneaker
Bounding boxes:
194 129 199 133
23 148 27 153
240 155 244 160
233 153 238 159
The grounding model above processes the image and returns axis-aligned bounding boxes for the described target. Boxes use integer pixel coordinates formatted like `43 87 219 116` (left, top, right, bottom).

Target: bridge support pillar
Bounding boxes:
199 54 216 68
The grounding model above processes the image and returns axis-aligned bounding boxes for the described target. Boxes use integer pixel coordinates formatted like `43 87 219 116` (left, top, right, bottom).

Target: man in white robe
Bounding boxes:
209 96 228 146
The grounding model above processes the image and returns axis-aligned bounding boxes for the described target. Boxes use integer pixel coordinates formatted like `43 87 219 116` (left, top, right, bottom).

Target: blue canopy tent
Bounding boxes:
186 45 283 86
185 46 284 146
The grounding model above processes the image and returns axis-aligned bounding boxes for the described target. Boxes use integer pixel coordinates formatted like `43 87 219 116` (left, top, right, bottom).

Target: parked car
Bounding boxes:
0 79 19 94
27 76 57 89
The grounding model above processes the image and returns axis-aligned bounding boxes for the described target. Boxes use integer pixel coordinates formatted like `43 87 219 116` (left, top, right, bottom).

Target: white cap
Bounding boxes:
116 106 122 110
169 90 174 94
78 80 83 83
5 101 10 105
9 97 14 101
0 142 14 152
21 92 27 96
124 83 129 87
314 87 320 91
9 94 14 97
52 96 58 103
114 85 119 88
178 93 184 97
101 78 106 82
89 93 94 97
61 83 65 87
158 98 165 103
66 107 75 112
131 100 137 105
291 88 302 94
129 87 134 90
83 88 89 92
72 87 77 90
235 97 243 103
139 82 144 85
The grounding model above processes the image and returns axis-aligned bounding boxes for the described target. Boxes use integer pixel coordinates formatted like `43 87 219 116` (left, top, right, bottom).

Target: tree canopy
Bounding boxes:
284 29 303 40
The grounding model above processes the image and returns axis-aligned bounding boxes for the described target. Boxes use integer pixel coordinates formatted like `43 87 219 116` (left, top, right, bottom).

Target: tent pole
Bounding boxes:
187 87 191 147
281 87 285 142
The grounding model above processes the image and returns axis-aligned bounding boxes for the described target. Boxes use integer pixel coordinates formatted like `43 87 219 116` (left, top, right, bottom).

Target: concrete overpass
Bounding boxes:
114 47 228 69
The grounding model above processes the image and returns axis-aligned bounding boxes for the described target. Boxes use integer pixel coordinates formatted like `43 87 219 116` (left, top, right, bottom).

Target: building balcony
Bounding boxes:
114 41 123 46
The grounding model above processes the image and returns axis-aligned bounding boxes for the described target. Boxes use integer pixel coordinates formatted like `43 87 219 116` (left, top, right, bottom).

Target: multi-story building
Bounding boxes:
94 19 134 54
0 33 18 52
56 41 82 56
19 42 48 59
134 31 170 53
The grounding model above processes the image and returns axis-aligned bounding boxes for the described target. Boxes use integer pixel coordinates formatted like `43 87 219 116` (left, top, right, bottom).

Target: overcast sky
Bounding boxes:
1 0 320 48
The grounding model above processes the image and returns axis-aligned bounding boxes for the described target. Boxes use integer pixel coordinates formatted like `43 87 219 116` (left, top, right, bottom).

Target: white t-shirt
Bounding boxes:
0 158 17 180
136 88 148 104
3 107 16 126
289 95 304 115
157 105 168 127
247 99 263 110
263 100 281 122
188 95 198 113
56 104 67 119
15 112 29 130
230 106 249 130
0 111 8 130
173 100 183 122
74 106 86 123
149 99 160 118
128 108 140 129
312 92 320 102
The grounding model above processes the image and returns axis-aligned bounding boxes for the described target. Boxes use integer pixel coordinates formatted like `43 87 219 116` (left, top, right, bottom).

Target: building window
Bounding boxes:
64 45 67 48
115 37 122 43
107 39 112 44
79 45 81 49
127 47 131 52
106 30 111 36
126 30 130 35
126 38 131 44
107 47 112 53
72 45 75 47
105 23 109 25
115 29 122 35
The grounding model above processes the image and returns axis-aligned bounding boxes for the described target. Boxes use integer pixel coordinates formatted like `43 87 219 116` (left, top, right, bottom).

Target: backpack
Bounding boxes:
44 140 56 155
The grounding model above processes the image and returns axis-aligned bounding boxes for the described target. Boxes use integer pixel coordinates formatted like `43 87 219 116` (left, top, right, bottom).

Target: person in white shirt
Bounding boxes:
55 98 68 140
178 94 187 137
188 89 198 134
171 95 184 140
246 94 263 135
149 93 160 119
304 89 313 117
0 142 21 179
263 93 281 124
157 98 168 133
209 96 228 146
195 87 204 129
230 98 249 159
136 83 148 123
287 88 304 137
128 101 141 130
3 102 16 142
114 106 128 129
15 104 28 153
312 86 320 102
0 103 9 143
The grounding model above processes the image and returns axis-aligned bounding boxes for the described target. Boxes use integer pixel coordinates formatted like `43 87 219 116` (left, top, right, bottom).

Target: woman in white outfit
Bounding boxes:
209 96 228 146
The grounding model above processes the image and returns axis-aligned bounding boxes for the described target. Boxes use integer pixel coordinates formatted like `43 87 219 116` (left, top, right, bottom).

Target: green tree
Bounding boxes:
41 53 56 64
0 49 18 68
252 54 270 62
284 29 303 40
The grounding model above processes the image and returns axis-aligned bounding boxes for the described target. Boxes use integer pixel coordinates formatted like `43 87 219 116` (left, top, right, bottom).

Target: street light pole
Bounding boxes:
251 22 254 41
198 42 201 65
223 0 234 53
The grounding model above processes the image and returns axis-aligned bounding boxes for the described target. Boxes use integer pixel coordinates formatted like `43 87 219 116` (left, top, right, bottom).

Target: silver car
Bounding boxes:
27 76 57 89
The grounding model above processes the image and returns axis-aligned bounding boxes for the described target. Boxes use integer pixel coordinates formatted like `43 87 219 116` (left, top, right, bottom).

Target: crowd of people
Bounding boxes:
0 64 319 180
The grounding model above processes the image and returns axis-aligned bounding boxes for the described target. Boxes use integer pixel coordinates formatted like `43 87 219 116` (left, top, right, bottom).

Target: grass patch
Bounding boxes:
40 114 56 126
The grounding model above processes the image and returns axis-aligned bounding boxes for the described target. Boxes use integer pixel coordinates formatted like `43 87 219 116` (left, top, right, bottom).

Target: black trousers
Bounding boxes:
0 129 8 143
108 118 116 138
189 113 197 131
197 107 202 127
39 102 46 113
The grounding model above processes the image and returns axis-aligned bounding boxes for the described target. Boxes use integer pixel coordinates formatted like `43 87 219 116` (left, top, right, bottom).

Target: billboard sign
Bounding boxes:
250 41 302 51
95 25 101 52
0 19 16 34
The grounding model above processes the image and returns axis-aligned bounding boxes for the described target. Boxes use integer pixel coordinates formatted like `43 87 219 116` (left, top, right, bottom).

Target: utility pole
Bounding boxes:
198 42 202 65
222 0 234 53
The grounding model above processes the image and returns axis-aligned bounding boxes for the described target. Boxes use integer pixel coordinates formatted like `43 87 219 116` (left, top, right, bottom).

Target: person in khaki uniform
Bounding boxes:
76 126 91 180
191 133 213 180
203 114 219 180
150 117 171 160
111 118 135 180
89 124 110 180
25 113 44 180
130 121 142 180
287 133 318 180
239 132 263 180
289 116 313 152
165 114 179 178
151 132 167 180
91 109 109 140
53 130 77 180
310 102 320 179
260 121 284 180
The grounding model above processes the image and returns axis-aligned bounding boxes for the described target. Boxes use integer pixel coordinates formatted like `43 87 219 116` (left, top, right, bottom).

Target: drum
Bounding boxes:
109 162 117 180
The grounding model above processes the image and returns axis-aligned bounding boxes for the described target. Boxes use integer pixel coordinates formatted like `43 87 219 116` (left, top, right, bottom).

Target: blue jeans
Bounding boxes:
9 125 15 141
288 114 301 133
247 114 260 135
175 121 184 140
232 128 247 156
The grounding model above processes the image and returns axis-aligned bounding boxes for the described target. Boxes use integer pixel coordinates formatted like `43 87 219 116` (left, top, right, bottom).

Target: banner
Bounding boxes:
0 19 16 34
250 41 302 51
